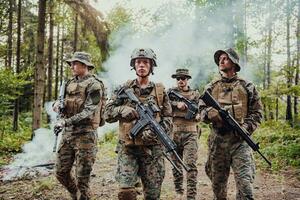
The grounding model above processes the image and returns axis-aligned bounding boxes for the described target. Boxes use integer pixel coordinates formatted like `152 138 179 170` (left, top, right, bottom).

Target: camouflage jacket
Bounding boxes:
104 79 173 145
199 75 263 134
63 74 103 133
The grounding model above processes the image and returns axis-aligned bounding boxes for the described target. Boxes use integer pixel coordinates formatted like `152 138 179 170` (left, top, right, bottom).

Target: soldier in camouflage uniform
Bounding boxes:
104 48 172 200
199 48 263 200
167 68 200 200
53 52 105 200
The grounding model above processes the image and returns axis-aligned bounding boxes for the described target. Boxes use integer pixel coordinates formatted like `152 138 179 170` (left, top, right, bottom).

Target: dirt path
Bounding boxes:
1 141 300 200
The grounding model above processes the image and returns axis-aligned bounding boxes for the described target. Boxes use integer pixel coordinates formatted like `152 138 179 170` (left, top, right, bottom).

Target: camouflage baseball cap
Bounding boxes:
171 68 192 79
214 48 241 72
130 48 157 67
66 51 94 69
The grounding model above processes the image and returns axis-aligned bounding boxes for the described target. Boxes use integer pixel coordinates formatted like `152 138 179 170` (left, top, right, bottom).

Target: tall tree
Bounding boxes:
32 0 47 133
286 0 293 124
47 0 54 103
47 0 54 123
6 0 13 69
73 11 78 52
55 24 60 100
294 0 300 124
13 0 22 131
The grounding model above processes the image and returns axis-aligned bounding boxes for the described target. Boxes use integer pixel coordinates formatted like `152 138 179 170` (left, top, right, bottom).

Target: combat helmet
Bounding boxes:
214 48 241 72
130 48 157 67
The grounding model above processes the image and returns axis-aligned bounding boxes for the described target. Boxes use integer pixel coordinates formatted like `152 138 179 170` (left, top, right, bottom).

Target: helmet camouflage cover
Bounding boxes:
130 48 157 67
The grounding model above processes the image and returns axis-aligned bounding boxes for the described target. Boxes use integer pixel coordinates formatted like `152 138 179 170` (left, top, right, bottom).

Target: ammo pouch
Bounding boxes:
224 103 244 124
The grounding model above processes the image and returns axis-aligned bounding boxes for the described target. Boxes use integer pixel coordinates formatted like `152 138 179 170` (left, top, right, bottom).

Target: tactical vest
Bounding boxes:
211 78 248 124
64 75 102 133
172 89 198 133
119 80 164 146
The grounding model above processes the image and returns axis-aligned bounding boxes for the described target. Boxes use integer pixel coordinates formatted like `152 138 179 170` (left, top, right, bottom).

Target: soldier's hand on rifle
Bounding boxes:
207 107 223 128
177 102 187 110
195 113 201 121
117 106 139 121
54 119 65 135
52 101 60 113
141 128 158 143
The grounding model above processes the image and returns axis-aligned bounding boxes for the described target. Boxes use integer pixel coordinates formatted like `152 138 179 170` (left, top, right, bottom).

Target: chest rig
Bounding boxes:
64 76 101 132
172 89 198 132
211 79 248 124
119 80 164 146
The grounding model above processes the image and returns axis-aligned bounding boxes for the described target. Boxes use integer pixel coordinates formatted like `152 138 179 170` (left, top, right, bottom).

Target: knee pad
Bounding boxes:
118 188 137 200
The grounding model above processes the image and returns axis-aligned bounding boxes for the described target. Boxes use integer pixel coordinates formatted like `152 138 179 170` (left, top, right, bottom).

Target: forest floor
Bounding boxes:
0 138 300 200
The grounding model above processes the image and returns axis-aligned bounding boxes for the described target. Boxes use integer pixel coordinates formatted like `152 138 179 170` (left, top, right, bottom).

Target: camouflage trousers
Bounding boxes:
205 131 255 200
55 131 98 200
116 141 165 200
172 132 198 200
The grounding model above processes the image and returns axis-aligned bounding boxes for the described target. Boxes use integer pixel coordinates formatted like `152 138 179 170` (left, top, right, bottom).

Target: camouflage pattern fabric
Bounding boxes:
104 79 172 200
199 75 262 200
168 87 200 200
56 131 98 200
55 74 103 200
172 132 198 200
115 141 165 199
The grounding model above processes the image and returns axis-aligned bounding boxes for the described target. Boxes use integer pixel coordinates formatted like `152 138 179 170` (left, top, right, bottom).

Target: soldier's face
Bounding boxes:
70 61 88 76
135 58 151 77
176 76 188 88
218 53 235 73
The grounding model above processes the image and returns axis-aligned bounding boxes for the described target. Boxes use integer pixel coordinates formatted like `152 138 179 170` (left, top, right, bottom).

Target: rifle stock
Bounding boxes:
201 91 271 167
123 89 190 173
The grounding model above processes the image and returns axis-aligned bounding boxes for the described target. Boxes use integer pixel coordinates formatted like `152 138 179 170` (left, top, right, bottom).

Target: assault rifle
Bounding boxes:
53 81 66 152
201 91 272 166
168 89 198 120
121 88 190 173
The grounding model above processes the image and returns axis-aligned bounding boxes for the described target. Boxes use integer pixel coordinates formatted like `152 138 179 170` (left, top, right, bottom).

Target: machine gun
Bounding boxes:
122 88 190 173
53 81 66 152
168 89 198 120
201 91 272 167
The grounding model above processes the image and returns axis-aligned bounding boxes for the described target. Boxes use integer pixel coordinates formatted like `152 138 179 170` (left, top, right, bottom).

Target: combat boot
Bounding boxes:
118 188 137 200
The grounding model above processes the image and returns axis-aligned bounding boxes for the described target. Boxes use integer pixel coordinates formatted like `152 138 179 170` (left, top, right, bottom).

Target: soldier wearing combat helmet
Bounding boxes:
199 48 263 200
53 51 105 200
104 48 172 200
167 68 201 200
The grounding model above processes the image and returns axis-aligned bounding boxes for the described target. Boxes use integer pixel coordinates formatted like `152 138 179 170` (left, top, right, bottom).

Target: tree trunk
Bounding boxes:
6 0 13 69
267 0 274 119
32 0 47 134
60 28 65 85
13 0 21 131
74 11 78 52
294 0 300 124
286 0 293 124
47 0 54 122
64 0 110 61
55 24 60 100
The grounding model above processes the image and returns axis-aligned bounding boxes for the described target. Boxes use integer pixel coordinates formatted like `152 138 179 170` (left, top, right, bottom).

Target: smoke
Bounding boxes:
93 0 248 90
1 102 57 181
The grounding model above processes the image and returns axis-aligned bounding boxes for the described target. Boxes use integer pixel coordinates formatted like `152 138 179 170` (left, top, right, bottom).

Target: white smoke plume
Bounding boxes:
93 0 248 90
1 102 57 181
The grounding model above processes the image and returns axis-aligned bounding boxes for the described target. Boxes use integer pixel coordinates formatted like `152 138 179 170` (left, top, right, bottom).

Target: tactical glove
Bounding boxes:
54 119 65 135
141 128 158 143
117 106 139 121
207 107 223 128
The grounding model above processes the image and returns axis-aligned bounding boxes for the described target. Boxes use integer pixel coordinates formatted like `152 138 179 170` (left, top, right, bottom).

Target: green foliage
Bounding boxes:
0 112 32 166
0 68 32 116
32 177 55 195
254 121 300 170
107 6 131 32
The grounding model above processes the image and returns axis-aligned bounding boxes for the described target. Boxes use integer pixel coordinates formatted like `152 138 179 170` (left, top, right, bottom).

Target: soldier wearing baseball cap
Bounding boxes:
199 48 263 200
